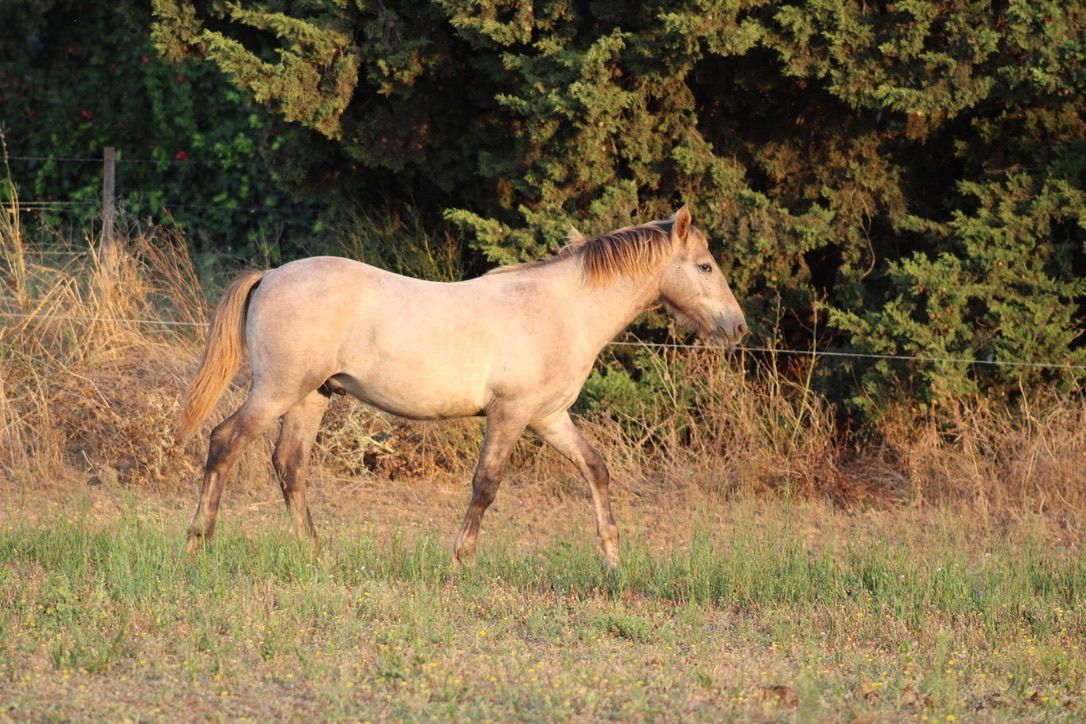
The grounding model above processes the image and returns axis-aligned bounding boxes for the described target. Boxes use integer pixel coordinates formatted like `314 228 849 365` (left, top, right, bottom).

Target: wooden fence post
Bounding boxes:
101 146 116 257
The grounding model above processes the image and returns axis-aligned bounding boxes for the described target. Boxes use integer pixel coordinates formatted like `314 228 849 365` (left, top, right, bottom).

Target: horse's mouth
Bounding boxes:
662 301 746 348
708 315 749 349
682 321 742 350
709 330 740 349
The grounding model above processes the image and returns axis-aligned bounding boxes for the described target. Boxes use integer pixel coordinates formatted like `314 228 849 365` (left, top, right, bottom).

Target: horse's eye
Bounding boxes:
697 263 712 273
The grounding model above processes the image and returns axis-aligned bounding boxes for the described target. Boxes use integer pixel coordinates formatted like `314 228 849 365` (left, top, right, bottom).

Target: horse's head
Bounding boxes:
658 206 748 347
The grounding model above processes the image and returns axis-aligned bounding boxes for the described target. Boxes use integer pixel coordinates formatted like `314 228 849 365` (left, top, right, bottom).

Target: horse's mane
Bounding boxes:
488 220 675 285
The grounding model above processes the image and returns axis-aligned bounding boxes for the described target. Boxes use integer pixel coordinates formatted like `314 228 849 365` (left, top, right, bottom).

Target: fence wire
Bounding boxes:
5 151 1085 374
3 311 1085 372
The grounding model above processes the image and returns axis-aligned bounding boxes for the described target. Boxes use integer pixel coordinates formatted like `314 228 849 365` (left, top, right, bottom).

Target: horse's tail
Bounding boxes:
177 270 267 443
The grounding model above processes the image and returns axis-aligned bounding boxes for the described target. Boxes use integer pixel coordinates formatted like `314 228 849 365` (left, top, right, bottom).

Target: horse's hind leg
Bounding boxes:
453 409 527 564
272 390 329 552
185 392 292 553
531 411 620 568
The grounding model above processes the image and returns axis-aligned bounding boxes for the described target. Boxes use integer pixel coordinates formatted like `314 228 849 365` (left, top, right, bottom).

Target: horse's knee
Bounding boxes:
272 445 302 478
584 449 610 489
472 478 498 508
470 464 503 508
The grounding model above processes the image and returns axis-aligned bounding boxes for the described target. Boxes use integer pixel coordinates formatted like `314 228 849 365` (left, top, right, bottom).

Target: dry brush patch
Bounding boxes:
3 209 1086 720
1 208 1085 536
875 395 1086 532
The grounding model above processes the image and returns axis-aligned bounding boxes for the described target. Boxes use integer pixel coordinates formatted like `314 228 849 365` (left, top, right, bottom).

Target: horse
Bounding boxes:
177 206 746 567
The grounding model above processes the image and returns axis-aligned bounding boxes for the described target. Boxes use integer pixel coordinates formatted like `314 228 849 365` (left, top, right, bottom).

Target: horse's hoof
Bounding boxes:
184 532 204 555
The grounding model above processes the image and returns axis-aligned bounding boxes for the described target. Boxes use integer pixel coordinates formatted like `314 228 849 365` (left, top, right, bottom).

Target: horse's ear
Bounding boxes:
568 225 586 244
672 205 692 243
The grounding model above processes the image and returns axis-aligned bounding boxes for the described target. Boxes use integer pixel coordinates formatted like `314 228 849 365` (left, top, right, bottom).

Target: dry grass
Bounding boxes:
4 192 1086 720
2 192 1086 539
874 396 1086 532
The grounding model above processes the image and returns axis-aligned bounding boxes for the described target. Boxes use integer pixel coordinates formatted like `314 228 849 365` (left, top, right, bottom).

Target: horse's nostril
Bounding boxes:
736 322 748 337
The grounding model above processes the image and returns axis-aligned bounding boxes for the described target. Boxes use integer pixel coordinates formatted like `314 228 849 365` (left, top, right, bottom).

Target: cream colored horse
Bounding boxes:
178 206 746 567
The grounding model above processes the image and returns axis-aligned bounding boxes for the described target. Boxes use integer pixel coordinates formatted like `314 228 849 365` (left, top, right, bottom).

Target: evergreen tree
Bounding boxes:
149 0 1086 411
0 0 340 260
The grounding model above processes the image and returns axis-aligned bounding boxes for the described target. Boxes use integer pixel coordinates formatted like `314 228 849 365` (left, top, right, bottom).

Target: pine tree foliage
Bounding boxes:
152 1 358 138
151 0 1086 410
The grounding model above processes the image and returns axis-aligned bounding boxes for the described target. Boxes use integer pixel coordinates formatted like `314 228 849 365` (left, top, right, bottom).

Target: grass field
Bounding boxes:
1 481 1083 721
3 191 1086 720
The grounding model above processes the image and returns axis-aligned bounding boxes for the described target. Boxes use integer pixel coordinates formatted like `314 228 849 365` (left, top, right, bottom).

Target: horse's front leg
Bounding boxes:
453 408 527 565
531 411 619 568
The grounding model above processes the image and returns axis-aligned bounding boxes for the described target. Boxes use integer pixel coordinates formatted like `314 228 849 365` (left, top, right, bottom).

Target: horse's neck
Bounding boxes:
548 261 663 352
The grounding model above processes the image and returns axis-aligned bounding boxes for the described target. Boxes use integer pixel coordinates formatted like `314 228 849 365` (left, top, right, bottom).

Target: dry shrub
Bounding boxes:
0 200 272 488
574 346 1086 528
875 395 1086 528
316 398 481 481
3 192 1085 533
578 348 852 502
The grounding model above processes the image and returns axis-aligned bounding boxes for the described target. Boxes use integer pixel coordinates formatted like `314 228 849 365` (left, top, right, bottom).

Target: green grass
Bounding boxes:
0 502 1083 720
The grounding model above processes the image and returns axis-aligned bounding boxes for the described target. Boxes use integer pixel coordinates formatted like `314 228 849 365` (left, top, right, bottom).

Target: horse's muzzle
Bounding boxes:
711 318 748 348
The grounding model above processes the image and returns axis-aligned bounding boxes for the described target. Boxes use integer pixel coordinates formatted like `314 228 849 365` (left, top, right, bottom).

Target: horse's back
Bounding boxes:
243 256 546 418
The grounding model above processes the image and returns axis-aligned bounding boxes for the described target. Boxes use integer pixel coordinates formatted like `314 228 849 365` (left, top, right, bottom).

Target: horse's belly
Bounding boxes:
330 372 486 420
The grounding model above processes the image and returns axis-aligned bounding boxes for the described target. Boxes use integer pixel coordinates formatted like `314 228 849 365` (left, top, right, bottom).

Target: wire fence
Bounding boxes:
3 311 1085 372
6 153 261 167
608 340 1086 371
5 151 330 219
10 200 325 216
5 151 1086 375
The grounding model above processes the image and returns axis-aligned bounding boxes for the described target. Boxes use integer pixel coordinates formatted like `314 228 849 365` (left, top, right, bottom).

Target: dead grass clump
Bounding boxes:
578 346 1086 528
46 350 199 486
3 182 1084 534
0 194 274 487
875 394 1086 529
584 348 862 503
316 398 481 481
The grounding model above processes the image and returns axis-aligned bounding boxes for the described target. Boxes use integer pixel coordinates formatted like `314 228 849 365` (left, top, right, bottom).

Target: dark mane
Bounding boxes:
488 220 675 285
